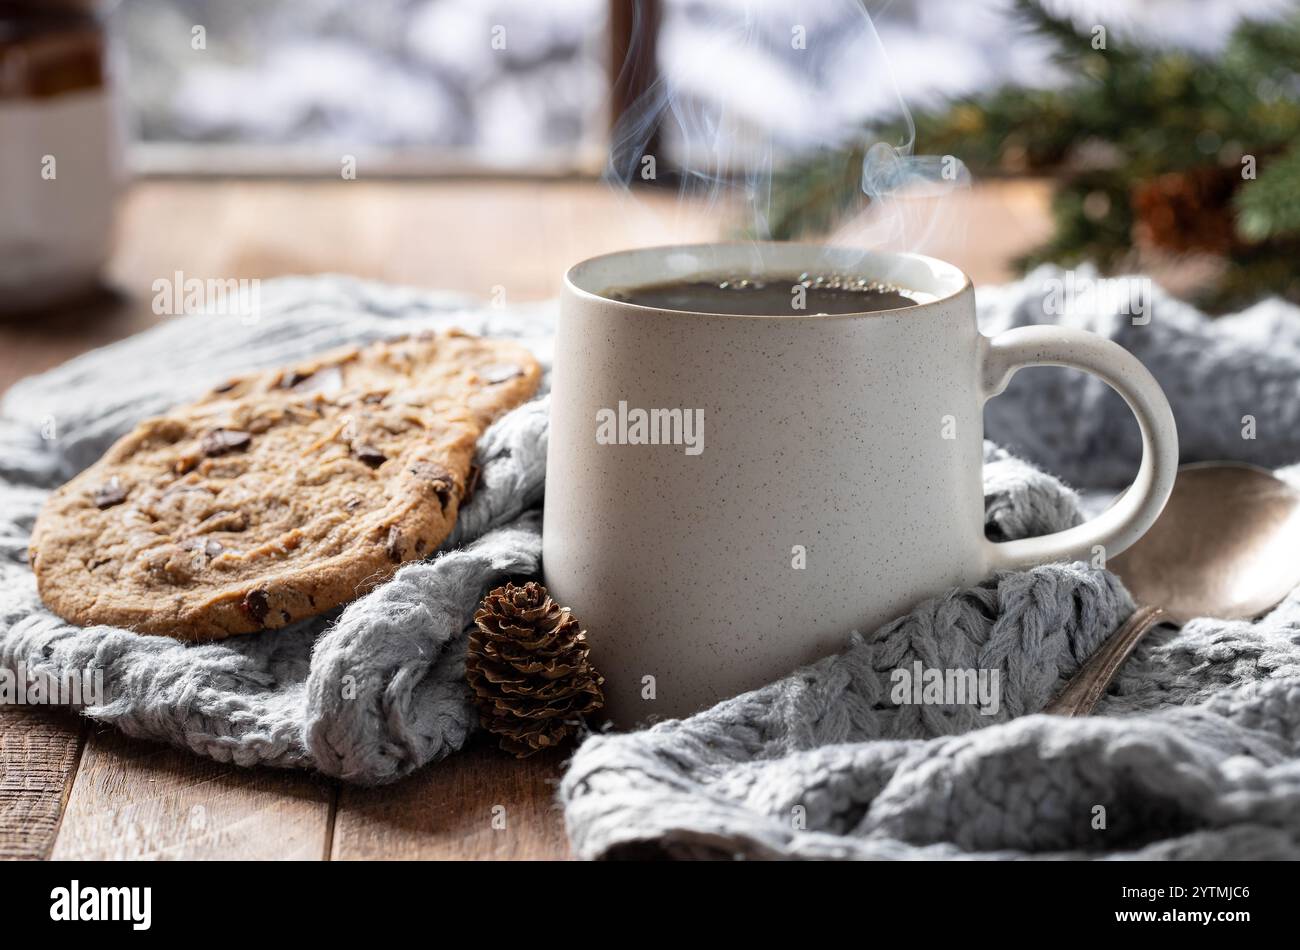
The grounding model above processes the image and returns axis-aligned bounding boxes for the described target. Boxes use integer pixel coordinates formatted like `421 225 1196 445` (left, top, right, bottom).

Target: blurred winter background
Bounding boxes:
108 0 1300 308
118 0 1284 162
119 0 609 167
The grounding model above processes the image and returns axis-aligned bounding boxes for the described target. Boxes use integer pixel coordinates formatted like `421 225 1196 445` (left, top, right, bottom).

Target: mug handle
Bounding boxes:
979 326 1179 571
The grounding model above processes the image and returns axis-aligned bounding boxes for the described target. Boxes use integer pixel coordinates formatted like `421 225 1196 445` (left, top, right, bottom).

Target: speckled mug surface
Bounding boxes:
543 243 1178 724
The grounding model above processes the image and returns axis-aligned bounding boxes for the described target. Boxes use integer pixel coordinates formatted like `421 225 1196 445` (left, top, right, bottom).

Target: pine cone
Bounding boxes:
466 582 604 757
1131 165 1239 256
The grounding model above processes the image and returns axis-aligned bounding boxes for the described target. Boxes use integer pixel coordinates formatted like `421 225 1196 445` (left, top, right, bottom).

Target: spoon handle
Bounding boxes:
1043 605 1167 717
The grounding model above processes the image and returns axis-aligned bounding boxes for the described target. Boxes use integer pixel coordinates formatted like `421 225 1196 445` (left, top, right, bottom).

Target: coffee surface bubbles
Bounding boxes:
606 274 921 315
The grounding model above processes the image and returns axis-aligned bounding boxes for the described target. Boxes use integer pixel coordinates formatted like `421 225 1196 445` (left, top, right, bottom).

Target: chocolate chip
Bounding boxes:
200 428 252 457
92 477 127 509
283 365 344 396
353 444 387 468
408 462 457 509
479 364 523 384
240 589 270 624
385 526 403 563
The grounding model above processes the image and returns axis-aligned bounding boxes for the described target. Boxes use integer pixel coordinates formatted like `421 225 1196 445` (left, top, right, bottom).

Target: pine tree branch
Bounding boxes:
1236 144 1300 242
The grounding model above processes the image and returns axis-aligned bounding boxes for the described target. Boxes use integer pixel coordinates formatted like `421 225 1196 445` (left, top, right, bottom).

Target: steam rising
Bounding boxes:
607 0 970 265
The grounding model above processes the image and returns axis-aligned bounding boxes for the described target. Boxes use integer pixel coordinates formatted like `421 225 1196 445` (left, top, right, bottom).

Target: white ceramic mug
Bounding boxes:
543 243 1178 724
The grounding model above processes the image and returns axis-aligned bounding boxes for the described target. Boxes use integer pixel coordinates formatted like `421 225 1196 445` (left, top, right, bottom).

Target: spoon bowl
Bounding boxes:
1108 462 1300 625
1046 462 1300 716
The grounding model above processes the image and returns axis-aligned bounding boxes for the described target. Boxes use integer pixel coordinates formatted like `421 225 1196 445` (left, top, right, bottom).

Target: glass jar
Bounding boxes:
0 0 123 314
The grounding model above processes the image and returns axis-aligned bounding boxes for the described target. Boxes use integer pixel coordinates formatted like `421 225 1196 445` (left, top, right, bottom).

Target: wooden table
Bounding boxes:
0 177 1050 860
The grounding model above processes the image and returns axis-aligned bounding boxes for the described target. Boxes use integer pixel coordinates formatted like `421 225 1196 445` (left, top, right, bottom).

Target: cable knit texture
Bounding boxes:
2 271 1299 867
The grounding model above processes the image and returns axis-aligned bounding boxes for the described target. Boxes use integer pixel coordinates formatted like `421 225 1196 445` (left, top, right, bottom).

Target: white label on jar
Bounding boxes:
0 88 124 291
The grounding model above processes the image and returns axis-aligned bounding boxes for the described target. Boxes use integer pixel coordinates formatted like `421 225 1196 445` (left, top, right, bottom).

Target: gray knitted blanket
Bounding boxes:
3 270 1300 859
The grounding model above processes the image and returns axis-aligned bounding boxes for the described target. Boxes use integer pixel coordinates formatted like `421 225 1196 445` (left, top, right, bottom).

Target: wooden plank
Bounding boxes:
0 178 720 395
106 178 721 303
50 727 335 861
0 706 85 860
331 736 570 860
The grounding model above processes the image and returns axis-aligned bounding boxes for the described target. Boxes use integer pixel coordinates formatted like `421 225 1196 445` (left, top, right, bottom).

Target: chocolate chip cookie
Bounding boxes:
29 330 541 640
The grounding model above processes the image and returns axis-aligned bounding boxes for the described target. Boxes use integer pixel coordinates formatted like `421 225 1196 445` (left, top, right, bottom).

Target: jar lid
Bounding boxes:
0 3 106 99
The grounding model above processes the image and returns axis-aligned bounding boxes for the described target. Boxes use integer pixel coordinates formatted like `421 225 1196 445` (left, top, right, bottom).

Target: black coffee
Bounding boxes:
606 275 920 315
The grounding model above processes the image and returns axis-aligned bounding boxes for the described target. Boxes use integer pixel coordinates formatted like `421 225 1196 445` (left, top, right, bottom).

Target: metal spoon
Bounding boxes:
1044 462 1300 716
